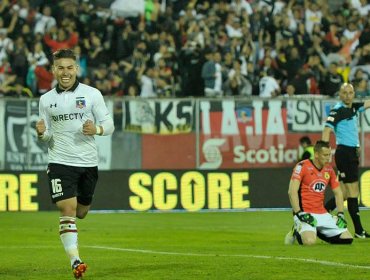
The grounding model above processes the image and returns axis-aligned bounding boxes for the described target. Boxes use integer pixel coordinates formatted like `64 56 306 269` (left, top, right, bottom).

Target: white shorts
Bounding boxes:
293 213 347 238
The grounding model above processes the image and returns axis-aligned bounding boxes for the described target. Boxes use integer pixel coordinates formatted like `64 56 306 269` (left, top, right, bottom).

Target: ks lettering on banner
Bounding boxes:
123 99 193 134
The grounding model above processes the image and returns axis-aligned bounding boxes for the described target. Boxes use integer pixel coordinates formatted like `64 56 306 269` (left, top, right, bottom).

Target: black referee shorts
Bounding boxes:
334 145 359 183
47 163 98 205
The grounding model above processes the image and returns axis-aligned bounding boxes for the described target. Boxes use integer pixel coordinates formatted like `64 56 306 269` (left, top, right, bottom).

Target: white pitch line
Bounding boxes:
2 245 370 270
86 245 370 270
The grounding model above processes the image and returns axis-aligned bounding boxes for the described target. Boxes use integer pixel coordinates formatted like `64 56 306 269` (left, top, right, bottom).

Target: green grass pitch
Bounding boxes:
1 211 370 280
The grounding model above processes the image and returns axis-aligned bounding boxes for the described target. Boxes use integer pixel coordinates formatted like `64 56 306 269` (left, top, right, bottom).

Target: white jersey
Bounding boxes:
259 76 280 97
39 82 111 167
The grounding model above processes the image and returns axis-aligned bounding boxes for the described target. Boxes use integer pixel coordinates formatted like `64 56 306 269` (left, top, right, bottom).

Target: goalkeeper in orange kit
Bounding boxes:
284 141 353 245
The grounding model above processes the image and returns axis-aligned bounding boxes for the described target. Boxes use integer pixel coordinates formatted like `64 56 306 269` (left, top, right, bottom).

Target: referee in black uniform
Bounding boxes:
322 83 370 238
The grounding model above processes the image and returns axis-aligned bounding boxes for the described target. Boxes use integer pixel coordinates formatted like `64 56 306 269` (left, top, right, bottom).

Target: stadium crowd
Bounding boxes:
1 0 370 98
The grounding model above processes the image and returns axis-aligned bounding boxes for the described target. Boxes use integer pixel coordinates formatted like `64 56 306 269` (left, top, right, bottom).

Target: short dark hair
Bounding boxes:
299 136 311 145
314 140 330 152
52 49 76 63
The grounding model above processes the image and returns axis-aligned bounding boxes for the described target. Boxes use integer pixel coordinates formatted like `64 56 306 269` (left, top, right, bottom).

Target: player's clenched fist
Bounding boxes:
82 119 96 135
36 119 46 137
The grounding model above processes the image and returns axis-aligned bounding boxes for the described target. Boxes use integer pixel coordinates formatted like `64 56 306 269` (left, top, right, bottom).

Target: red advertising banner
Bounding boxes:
142 134 196 169
199 99 321 169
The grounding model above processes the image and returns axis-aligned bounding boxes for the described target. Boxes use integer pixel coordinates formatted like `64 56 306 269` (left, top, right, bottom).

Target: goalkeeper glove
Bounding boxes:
295 211 317 227
336 212 347 229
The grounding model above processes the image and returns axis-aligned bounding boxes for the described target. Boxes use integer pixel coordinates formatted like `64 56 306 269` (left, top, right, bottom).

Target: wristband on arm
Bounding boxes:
95 125 102 135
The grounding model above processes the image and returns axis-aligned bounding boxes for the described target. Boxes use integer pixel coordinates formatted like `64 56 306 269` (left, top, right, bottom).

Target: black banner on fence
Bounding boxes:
0 169 291 211
2 168 370 212
4 101 48 171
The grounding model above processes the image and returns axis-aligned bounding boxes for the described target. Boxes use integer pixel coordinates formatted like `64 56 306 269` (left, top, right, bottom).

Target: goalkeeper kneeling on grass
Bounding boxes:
285 140 353 245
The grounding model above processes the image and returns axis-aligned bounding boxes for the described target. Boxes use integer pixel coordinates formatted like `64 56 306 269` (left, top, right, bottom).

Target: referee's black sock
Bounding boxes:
324 197 337 212
347 197 364 234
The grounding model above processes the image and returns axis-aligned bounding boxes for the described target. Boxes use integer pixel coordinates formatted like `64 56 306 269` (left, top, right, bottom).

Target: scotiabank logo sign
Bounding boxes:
200 138 226 169
233 144 297 164
199 100 299 168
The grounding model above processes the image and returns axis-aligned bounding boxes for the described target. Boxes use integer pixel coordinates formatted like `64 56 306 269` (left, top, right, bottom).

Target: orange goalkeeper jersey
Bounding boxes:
291 159 339 214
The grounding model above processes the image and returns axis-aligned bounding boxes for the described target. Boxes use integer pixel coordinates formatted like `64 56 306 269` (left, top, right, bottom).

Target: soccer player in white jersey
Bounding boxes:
36 49 115 279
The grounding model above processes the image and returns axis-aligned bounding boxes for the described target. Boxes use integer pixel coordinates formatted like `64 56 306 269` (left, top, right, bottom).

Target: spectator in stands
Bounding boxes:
114 21 136 61
302 53 324 95
285 46 304 82
73 45 87 79
304 1 323 35
223 59 252 96
0 0 369 98
20 23 37 49
321 62 344 97
352 67 370 82
359 16 370 47
75 1 94 37
0 70 15 96
324 23 342 53
246 61 260 96
354 78 370 98
0 28 14 64
284 83 296 97
202 48 223 97
225 14 243 39
127 84 139 97
221 51 234 81
83 33 108 69
357 43 370 65
10 36 29 84
352 0 370 17
156 57 173 89
44 26 78 53
299 136 314 161
311 23 325 39
259 69 280 98
290 68 310 95
0 72 32 97
294 22 312 58
144 0 161 33
259 46 278 75
0 4 18 35
34 60 53 96
27 42 48 66
13 0 37 25
283 83 296 124
230 0 253 17
139 65 158 98
34 5 56 35
107 61 124 96
91 64 111 96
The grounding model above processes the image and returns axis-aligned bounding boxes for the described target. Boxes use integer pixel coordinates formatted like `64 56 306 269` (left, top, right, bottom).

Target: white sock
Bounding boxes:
59 216 81 266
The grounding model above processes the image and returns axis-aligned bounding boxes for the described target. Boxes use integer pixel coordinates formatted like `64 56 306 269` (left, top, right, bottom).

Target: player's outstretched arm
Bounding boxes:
321 126 332 142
